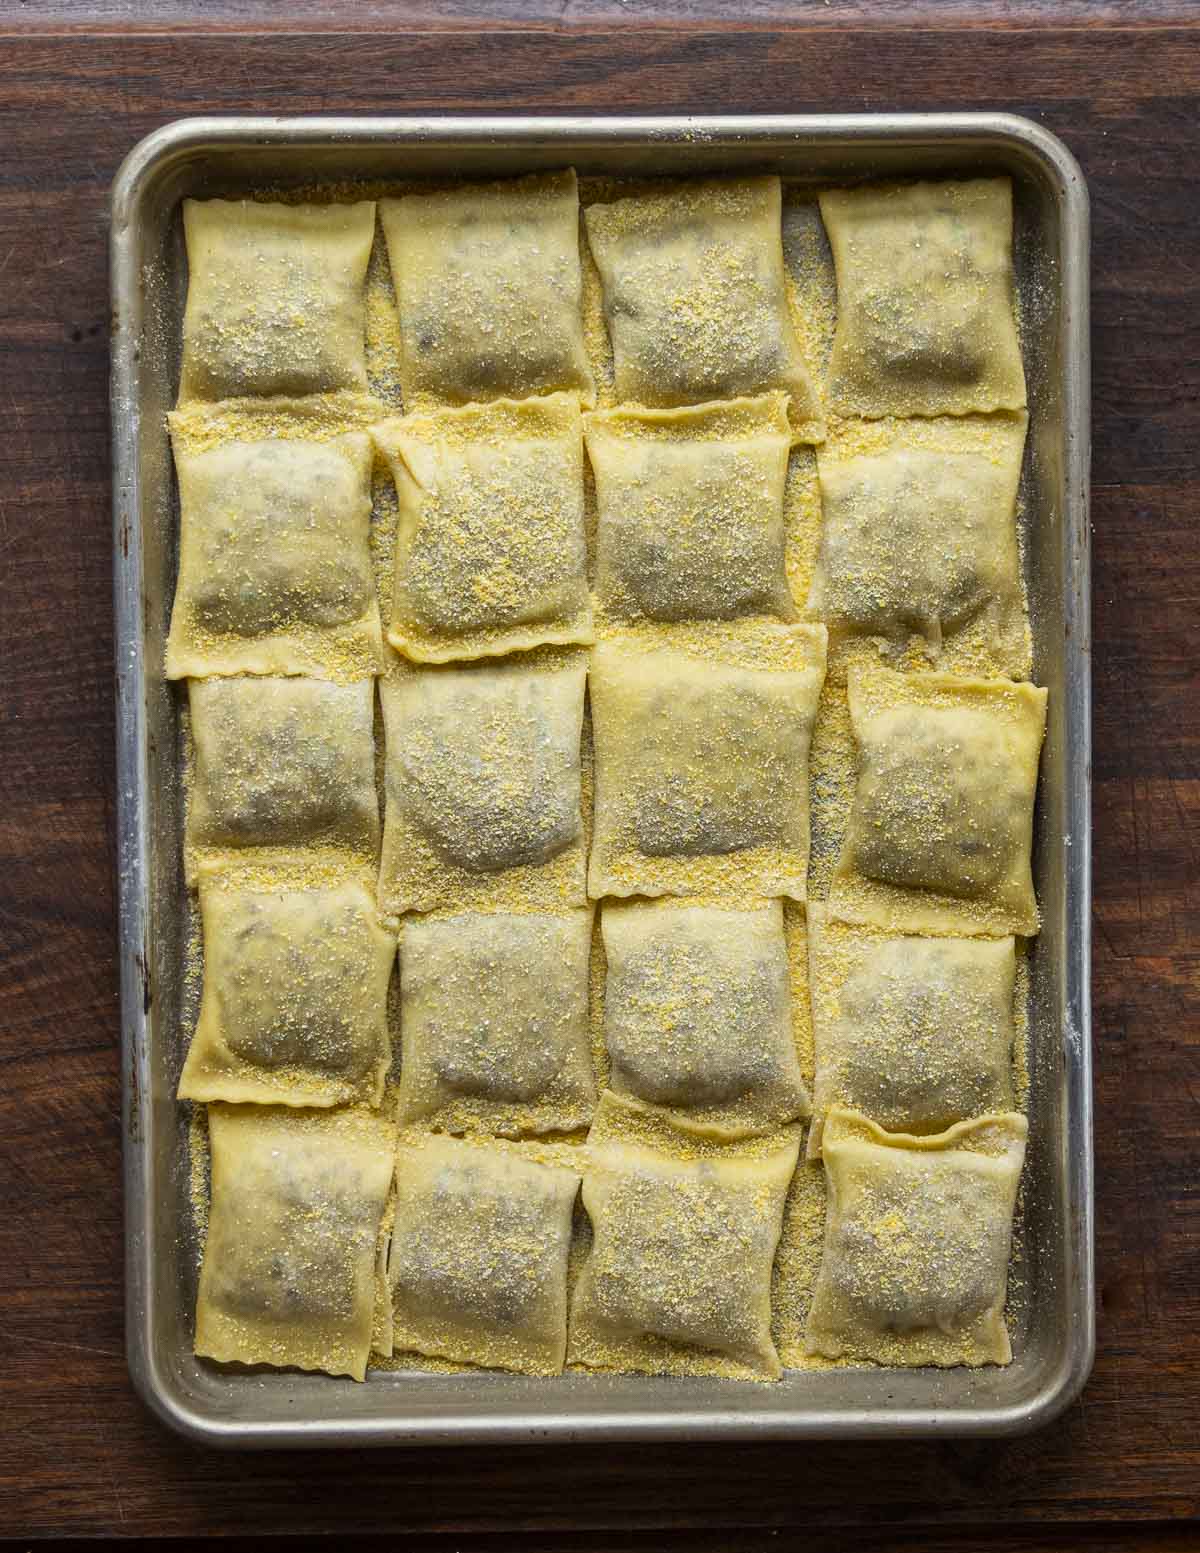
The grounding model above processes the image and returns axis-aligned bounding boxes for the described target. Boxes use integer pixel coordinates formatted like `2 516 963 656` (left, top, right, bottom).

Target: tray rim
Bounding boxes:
111 111 1093 1448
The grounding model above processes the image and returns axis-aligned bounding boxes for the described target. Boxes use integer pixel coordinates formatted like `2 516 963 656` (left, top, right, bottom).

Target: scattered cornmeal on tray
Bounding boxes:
171 166 1045 1385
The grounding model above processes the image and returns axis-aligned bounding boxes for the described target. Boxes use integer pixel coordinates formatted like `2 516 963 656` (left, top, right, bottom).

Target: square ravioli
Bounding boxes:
389 1135 580 1375
588 627 827 900
805 1107 1027 1367
808 414 1028 673
585 395 796 624
378 651 587 915
195 1103 395 1381
820 178 1026 418
374 393 592 662
186 676 378 876
166 430 381 681
569 1093 801 1379
829 663 1047 935
806 905 1015 1156
601 899 809 1139
178 879 395 1109
584 176 822 438
397 908 596 1136
179 198 375 403
380 169 594 409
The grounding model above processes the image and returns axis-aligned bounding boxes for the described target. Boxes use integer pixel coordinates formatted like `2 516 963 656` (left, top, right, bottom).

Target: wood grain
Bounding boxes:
6 0 1200 31
1 15 1198 1545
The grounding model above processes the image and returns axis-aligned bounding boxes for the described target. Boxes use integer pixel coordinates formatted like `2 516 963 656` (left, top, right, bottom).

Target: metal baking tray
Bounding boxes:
111 113 1092 1446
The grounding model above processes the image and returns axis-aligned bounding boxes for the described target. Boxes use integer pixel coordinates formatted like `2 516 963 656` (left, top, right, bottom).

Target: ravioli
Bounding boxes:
378 651 587 915
380 170 594 410
588 627 827 900
389 1135 580 1375
806 906 1015 1156
809 415 1028 671
585 395 796 624
186 676 378 876
166 431 381 680
178 880 395 1108
195 1103 395 1381
820 178 1026 418
374 393 592 662
601 899 809 1139
805 1107 1027 1366
179 198 375 403
830 663 1047 935
569 1093 801 1380
584 176 823 438
397 908 596 1135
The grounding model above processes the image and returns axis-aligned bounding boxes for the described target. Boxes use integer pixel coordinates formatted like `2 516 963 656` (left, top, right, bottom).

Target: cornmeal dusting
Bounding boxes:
173 168 1042 1388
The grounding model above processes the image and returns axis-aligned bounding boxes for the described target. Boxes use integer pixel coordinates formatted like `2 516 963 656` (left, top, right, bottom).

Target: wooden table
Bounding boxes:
2 4 1198 1546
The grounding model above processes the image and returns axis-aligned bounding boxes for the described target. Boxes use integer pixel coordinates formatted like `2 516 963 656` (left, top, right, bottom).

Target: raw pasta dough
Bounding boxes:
819 178 1026 418
179 199 375 403
806 905 1015 1156
585 176 823 438
808 414 1028 671
374 393 592 662
585 395 796 624
588 627 827 900
195 1103 395 1381
178 880 395 1108
397 908 596 1136
389 1134 580 1375
830 662 1047 936
601 899 809 1139
805 1106 1027 1366
166 431 381 680
569 1093 801 1379
186 676 379 874
380 169 594 409
378 651 587 915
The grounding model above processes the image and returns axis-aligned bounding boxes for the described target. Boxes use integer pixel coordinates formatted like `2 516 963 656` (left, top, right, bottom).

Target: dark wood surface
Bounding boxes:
2 9 1199 1546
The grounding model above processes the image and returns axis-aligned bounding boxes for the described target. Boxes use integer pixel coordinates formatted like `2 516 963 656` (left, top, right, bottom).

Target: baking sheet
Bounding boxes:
111 114 1092 1444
